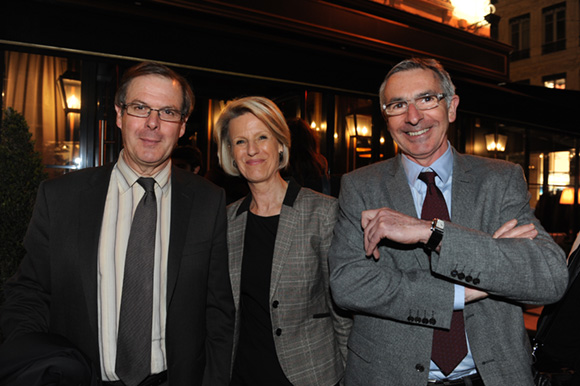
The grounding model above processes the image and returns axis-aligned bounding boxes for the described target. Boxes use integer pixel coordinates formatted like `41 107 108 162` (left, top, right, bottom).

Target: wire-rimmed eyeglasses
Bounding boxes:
123 103 184 122
382 93 446 116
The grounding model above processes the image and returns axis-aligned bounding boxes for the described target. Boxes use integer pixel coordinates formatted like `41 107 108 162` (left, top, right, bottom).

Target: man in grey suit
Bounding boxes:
329 58 568 385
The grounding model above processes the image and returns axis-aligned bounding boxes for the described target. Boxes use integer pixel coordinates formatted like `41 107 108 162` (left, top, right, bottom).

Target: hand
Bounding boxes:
492 219 537 240
464 219 537 303
361 207 431 261
465 287 488 303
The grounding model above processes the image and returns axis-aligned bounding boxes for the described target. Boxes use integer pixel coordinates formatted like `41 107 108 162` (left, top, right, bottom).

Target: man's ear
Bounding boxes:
115 104 123 129
447 95 460 123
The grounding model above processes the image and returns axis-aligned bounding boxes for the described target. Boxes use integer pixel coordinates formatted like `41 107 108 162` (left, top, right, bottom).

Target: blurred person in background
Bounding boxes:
172 145 203 175
284 117 330 195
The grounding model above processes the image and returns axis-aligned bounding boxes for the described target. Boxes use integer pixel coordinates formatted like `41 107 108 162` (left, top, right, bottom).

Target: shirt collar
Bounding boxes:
401 141 453 186
115 149 172 195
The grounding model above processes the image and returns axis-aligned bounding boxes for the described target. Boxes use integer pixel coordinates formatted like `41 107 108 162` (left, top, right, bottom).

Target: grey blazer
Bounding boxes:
227 180 352 386
329 149 568 386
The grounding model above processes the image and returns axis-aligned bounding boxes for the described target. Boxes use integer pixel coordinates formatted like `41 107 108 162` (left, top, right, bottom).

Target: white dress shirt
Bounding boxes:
97 150 172 381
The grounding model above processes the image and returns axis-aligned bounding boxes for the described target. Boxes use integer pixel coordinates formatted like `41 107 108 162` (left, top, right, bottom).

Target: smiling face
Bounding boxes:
228 112 284 185
383 68 459 167
115 74 186 176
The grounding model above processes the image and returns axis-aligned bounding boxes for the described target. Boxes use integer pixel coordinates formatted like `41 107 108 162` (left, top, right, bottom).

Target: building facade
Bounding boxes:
1 0 579 237
496 0 580 89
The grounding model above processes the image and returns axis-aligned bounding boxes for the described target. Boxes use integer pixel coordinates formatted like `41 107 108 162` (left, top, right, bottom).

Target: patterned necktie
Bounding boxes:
418 171 467 376
116 177 156 386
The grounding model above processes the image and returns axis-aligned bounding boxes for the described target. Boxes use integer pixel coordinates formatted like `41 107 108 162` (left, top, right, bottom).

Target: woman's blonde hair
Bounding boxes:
214 96 291 177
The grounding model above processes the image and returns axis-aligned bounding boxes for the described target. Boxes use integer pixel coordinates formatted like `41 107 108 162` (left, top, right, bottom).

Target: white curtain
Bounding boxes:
4 52 67 165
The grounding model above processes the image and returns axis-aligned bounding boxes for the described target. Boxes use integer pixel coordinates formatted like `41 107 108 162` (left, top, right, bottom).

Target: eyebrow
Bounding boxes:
386 91 438 104
128 99 179 109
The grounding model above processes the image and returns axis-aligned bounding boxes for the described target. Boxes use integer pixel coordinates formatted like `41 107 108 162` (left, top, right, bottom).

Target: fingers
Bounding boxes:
499 223 537 240
493 219 538 240
363 217 381 258
465 287 489 303
492 219 517 239
361 208 380 230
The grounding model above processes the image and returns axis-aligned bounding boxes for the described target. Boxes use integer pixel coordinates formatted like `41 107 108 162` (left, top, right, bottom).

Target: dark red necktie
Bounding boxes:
419 171 467 376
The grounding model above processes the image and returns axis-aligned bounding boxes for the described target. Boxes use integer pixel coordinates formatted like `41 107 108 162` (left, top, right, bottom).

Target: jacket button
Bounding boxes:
408 316 415 322
415 363 425 372
473 278 480 285
451 270 458 277
272 300 279 308
465 275 472 283
422 318 429 324
275 328 282 336
429 318 436 325
458 272 465 280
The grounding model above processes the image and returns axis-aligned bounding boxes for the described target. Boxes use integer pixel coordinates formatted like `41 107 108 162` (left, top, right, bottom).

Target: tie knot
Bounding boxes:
137 177 156 194
418 171 437 186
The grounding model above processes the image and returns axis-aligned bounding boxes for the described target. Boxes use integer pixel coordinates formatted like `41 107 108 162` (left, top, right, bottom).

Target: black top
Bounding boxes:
231 179 301 386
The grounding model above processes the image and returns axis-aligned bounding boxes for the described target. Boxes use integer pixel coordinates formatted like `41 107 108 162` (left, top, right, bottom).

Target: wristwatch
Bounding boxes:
425 218 444 251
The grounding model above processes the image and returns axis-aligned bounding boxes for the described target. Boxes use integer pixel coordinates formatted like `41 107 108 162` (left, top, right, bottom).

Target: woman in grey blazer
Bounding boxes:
214 96 351 386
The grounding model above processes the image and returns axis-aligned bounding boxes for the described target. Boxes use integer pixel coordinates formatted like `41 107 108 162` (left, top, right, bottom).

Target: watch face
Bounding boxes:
435 219 444 231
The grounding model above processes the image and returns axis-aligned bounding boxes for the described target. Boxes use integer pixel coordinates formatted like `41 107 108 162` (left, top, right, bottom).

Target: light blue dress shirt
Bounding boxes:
401 143 477 380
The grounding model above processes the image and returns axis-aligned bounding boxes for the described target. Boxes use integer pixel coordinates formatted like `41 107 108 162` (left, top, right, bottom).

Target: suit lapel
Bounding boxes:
384 157 431 269
78 165 114 336
449 150 476 226
167 168 194 305
385 157 419 218
269 201 299 299
228 203 248 310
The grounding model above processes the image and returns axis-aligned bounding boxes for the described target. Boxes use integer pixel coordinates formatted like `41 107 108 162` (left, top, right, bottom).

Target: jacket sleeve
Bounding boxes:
203 189 235 386
1 181 52 341
432 163 568 305
329 172 456 329
322 198 352 364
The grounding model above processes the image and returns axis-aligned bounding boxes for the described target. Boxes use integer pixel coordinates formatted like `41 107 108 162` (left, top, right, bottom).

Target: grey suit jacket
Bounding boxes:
1 164 235 386
227 180 352 385
329 149 568 386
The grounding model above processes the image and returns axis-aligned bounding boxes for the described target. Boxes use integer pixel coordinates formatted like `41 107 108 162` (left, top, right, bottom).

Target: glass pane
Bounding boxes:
333 96 374 174
528 129 576 234
3 51 81 178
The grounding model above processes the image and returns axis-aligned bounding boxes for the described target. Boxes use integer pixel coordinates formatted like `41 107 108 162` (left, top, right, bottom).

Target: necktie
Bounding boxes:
116 177 156 386
418 171 467 376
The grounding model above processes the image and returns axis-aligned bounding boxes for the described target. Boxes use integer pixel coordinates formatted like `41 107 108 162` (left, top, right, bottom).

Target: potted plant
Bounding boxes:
0 108 46 305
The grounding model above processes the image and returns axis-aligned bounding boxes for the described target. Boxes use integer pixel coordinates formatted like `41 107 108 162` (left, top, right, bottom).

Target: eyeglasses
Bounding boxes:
123 103 184 122
382 93 446 116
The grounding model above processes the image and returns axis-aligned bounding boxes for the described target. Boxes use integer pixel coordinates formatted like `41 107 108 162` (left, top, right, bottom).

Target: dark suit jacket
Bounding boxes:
0 164 235 385
329 149 568 385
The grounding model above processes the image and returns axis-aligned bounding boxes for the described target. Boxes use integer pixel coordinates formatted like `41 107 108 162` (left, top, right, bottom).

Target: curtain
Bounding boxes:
4 52 67 165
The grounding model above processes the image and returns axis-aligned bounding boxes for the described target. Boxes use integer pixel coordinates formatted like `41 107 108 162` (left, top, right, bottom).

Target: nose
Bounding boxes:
405 102 423 125
247 139 259 156
146 110 161 129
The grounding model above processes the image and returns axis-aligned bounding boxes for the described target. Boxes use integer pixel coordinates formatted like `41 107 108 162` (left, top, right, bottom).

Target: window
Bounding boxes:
543 73 566 89
3 52 80 178
542 3 566 54
509 14 530 61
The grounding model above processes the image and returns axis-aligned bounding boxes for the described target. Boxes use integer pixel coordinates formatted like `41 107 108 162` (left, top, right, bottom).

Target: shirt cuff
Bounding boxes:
454 284 465 310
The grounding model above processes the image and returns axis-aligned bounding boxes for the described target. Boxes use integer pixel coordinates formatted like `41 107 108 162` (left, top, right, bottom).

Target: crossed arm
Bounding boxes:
361 208 538 304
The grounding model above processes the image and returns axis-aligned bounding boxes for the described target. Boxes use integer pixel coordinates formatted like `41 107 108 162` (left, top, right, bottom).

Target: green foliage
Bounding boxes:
0 108 46 303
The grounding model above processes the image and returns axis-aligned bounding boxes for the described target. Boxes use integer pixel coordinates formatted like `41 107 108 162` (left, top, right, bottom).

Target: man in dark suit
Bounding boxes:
0 62 235 385
329 58 568 385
